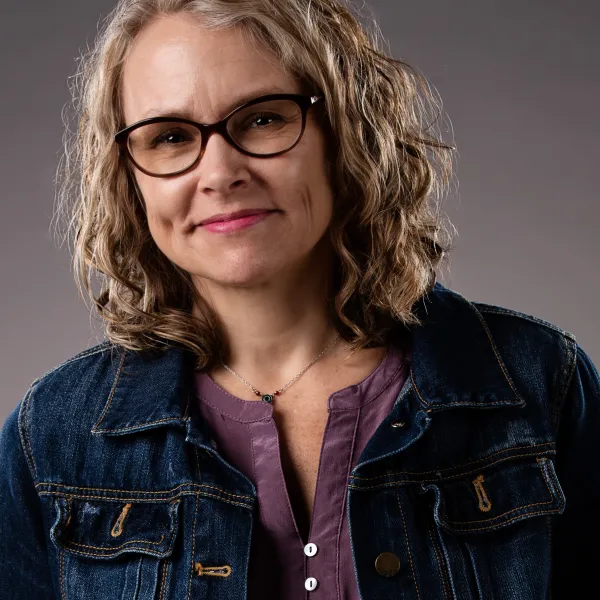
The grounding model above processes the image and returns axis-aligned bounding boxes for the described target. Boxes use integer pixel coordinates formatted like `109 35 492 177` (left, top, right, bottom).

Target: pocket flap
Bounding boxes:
50 495 180 559
423 456 565 535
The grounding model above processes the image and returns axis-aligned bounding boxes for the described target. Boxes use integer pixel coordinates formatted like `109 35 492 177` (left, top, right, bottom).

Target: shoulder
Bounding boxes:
432 283 573 338
435 284 577 359
472 297 574 340
22 340 123 430
469 294 582 429
10 341 125 482
28 340 119 388
423 285 582 426
428 283 577 362
471 296 578 376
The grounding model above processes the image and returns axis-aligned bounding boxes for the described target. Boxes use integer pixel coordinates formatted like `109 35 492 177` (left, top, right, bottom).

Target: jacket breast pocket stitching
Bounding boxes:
64 534 166 553
432 456 565 534
445 458 558 528
445 508 561 534
61 496 171 550
349 442 555 486
59 543 168 559
50 496 180 560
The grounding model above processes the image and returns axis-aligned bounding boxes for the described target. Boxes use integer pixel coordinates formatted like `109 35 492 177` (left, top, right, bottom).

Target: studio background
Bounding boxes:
1 0 598 424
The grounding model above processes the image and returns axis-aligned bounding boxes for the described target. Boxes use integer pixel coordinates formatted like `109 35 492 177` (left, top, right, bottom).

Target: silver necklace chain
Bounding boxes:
220 333 341 403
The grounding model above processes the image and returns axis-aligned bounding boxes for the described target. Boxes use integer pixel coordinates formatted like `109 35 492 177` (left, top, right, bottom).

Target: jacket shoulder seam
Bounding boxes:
17 341 118 485
473 300 579 434
553 337 580 433
17 384 39 484
473 302 576 341
28 341 115 388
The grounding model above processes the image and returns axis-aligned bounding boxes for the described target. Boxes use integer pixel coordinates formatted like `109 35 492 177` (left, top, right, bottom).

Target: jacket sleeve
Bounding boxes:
552 342 600 594
0 395 57 599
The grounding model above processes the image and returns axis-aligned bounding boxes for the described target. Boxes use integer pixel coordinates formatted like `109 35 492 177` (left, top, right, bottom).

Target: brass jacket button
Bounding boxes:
375 552 401 577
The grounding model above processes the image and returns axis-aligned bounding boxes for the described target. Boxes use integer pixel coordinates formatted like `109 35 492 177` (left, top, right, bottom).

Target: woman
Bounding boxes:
0 0 598 598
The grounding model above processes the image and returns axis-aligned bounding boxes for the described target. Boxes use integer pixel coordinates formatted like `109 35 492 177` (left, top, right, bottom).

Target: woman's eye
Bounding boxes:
152 130 192 147
245 113 283 129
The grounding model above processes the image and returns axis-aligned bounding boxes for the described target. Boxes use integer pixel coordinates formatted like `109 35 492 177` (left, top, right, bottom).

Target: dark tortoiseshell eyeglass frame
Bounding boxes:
114 93 325 178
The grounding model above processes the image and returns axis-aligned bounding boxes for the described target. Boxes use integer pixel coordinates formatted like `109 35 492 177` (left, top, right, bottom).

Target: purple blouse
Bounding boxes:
194 340 411 599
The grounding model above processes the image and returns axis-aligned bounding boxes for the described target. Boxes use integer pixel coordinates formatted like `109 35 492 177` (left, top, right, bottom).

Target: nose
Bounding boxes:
195 129 249 194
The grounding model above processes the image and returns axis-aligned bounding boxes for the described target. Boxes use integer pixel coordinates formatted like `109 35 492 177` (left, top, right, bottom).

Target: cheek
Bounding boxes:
304 156 334 226
285 136 333 212
136 177 191 236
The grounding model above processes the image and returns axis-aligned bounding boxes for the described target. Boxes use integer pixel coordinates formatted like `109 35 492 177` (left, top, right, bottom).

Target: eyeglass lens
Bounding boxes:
127 98 303 175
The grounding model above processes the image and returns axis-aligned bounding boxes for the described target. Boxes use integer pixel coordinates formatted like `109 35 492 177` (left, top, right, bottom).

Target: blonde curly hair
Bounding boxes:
54 0 457 371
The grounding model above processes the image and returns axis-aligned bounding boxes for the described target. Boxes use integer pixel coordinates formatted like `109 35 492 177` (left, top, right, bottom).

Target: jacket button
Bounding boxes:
375 552 401 577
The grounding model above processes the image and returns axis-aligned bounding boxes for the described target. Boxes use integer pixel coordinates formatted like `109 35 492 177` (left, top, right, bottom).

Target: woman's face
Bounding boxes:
121 13 334 291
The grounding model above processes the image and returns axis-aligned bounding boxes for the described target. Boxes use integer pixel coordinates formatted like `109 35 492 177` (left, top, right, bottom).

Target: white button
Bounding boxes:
304 543 318 557
305 577 318 591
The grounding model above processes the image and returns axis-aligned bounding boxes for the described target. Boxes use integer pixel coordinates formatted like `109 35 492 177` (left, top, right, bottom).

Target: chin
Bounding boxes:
204 261 284 288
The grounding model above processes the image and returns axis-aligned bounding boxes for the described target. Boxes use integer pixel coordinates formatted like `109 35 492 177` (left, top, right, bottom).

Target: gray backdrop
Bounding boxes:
1 0 598 424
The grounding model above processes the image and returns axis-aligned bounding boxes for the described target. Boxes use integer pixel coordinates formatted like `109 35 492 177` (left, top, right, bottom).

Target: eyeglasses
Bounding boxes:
114 93 324 178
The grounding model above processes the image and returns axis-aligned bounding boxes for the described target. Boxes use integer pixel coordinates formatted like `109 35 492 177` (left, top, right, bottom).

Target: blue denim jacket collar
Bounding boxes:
408 283 525 412
89 283 525 441
90 342 194 436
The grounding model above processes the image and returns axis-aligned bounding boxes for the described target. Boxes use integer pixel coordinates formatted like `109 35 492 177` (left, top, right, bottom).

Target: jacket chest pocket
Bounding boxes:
49 495 180 600
421 455 565 599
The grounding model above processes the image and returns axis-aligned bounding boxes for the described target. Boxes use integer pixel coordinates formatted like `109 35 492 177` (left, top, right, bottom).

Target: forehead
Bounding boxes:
121 13 299 124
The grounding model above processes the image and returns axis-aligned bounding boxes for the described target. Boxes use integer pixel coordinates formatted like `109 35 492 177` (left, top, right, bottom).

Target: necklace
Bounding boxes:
220 333 341 403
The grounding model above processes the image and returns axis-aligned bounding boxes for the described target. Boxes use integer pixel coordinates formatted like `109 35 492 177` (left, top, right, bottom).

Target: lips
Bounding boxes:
200 209 276 226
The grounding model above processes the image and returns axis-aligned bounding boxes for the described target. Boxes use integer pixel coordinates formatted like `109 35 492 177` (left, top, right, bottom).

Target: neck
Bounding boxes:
191 247 345 390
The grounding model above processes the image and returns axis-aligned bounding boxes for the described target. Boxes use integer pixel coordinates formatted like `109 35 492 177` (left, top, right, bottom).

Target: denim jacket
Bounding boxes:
1 282 599 599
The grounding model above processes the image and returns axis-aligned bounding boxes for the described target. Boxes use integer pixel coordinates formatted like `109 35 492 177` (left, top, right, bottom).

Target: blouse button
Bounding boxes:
304 542 318 557
305 577 318 591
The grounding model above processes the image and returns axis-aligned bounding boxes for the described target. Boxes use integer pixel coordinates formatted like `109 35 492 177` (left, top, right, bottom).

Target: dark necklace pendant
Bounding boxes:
261 394 274 403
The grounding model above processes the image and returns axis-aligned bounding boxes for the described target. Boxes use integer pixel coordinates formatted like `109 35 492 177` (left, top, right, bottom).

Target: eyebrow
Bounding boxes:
139 85 290 122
